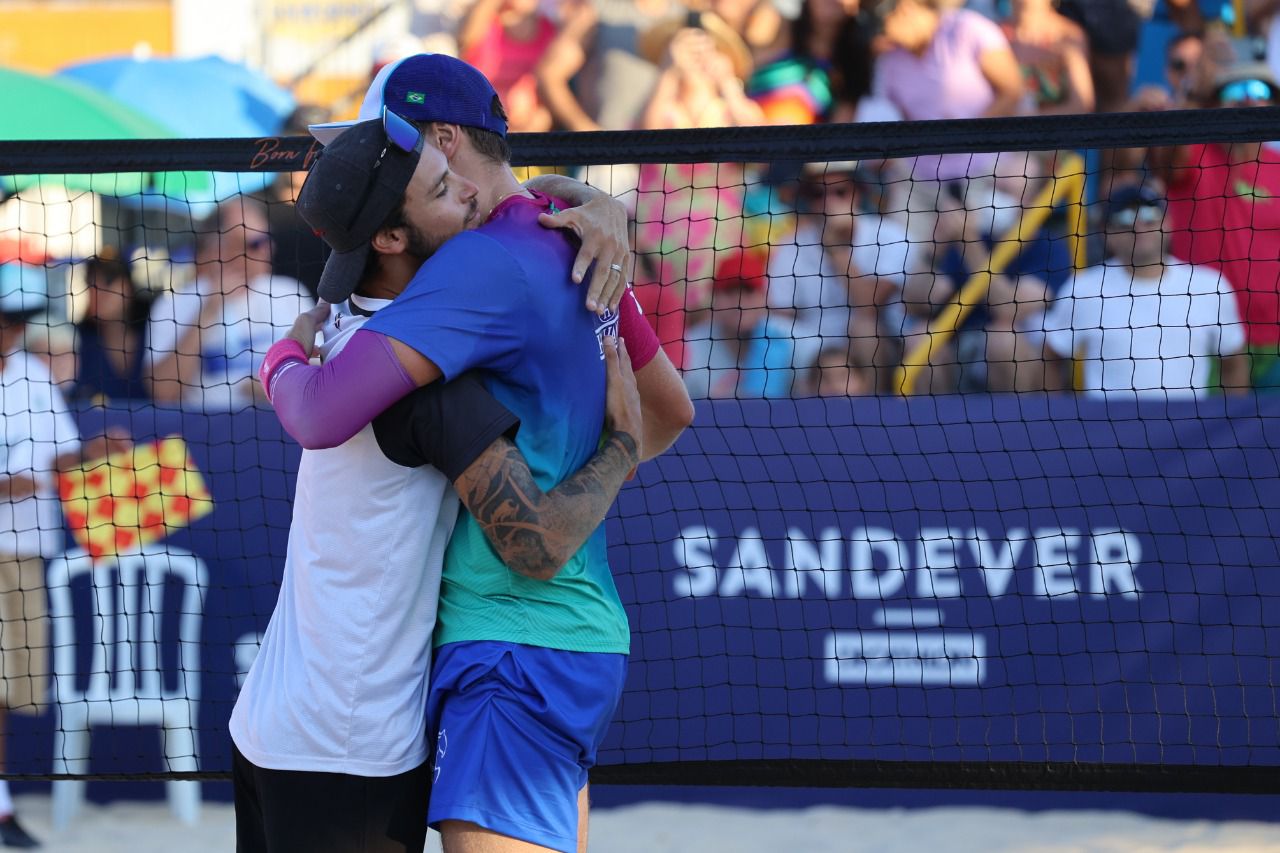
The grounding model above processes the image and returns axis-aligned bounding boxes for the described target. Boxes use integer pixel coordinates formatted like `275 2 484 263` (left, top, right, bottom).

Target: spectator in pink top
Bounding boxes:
871 0 1023 181
632 12 762 370
460 0 559 132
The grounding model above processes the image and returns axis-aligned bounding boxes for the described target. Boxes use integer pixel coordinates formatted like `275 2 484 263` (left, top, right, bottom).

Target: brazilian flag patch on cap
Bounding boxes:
406 92 426 104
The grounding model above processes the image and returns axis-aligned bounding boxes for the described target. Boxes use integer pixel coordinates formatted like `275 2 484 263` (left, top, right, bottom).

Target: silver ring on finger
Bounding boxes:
608 263 624 274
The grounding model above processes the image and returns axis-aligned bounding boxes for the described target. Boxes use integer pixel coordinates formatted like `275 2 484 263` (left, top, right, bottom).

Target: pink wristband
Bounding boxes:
260 338 309 401
618 286 660 371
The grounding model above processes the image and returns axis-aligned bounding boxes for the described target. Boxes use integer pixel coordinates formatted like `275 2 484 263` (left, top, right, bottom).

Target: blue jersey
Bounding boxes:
363 191 629 653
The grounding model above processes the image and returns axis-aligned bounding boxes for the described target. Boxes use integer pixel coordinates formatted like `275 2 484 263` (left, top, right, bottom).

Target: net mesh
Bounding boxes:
0 109 1278 791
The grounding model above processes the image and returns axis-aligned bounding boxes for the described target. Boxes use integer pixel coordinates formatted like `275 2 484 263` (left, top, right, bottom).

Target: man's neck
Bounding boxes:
822 242 854 273
360 257 417 301
1125 256 1164 281
468 158 531 223
357 279 402 301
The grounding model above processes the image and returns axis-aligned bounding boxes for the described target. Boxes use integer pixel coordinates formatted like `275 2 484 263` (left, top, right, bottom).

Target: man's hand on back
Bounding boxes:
283 302 330 358
602 336 642 467
530 177 631 313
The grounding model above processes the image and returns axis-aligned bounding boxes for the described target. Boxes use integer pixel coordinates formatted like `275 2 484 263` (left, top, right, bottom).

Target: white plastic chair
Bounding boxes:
45 543 208 828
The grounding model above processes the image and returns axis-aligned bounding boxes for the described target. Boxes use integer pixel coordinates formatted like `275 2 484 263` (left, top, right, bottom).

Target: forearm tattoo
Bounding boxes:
459 432 639 580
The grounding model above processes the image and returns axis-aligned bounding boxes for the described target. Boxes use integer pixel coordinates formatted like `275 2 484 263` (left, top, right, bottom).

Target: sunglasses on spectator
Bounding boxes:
1218 79 1276 106
1166 57 1189 73
1107 203 1165 229
802 182 858 200
246 234 271 251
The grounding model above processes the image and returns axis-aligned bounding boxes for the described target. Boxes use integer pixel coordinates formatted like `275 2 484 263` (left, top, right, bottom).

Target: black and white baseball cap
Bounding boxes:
296 113 423 303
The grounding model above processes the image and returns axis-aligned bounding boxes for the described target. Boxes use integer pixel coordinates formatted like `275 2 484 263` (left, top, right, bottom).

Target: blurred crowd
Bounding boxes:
5 0 1279 407
1 4 1276 843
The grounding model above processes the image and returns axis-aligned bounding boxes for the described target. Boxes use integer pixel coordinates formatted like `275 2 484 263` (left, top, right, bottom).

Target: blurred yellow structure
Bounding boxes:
0 1 173 73
894 153 1088 396
0 0 385 119
265 0 385 115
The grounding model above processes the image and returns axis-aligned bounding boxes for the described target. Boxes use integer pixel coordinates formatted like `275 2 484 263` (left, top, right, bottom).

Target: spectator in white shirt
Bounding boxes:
0 264 86 848
145 196 312 411
1040 185 1250 398
766 161 922 393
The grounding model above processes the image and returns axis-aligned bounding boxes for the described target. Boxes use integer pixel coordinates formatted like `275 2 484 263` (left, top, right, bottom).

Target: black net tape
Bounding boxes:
1 109 1278 793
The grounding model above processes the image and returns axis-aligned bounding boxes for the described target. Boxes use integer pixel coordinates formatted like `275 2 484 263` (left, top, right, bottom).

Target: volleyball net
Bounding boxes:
0 108 1278 792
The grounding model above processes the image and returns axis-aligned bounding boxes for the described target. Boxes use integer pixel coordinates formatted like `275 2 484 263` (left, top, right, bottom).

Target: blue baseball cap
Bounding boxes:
309 54 507 145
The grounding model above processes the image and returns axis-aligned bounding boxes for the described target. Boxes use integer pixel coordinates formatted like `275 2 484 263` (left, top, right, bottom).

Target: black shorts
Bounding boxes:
232 744 431 853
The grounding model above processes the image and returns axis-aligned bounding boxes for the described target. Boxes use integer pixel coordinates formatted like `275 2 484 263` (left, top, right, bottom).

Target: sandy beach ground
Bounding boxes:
13 792 1280 852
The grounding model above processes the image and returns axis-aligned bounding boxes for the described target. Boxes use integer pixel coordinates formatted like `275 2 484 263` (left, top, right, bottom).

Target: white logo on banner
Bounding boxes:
671 525 1145 687
672 525 1144 601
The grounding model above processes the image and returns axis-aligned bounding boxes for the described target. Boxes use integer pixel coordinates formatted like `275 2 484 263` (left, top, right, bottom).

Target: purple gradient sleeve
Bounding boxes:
268 329 416 449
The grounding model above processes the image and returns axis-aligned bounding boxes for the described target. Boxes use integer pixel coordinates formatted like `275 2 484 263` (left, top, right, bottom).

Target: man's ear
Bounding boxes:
371 225 405 257
429 122 462 159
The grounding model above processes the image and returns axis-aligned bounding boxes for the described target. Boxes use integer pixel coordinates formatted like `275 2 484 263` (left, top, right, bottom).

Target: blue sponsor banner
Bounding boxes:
9 394 1280 779
601 394 1280 769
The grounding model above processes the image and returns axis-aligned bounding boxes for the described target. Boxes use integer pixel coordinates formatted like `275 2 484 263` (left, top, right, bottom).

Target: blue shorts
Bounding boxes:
425 641 627 853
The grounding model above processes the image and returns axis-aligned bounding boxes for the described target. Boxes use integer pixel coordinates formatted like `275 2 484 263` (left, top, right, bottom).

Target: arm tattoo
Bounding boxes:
457 431 639 580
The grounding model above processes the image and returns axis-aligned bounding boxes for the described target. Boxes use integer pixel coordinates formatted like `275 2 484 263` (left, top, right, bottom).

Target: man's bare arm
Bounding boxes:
385 336 443 386
455 431 638 580
54 431 132 474
453 336 642 580
611 285 693 460
535 1 601 133
633 348 693 460
1247 0 1280 25
0 475 38 502
1041 340 1072 392
1 430 130 502
1221 352 1250 394
146 290 228 403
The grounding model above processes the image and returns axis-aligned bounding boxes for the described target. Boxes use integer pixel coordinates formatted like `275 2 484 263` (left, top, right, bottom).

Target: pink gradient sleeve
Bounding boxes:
617 286 660 371
261 329 416 450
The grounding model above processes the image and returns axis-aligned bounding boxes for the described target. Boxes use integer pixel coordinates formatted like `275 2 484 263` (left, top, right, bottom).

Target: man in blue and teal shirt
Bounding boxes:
261 53 693 853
